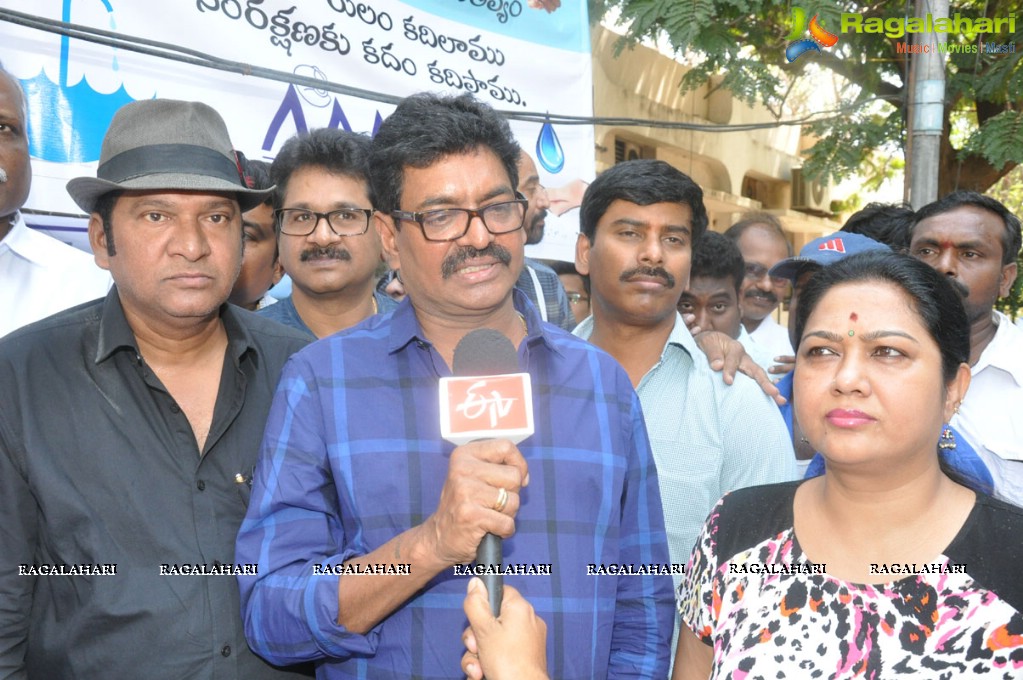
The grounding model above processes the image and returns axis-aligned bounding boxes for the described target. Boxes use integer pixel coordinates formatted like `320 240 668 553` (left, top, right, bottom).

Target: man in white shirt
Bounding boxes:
0 67 110 337
908 191 1022 462
573 160 797 658
724 212 794 367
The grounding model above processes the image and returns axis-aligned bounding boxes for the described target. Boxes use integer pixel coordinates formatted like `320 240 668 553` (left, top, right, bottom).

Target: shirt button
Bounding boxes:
170 404 180 414
196 480 206 491
221 645 231 657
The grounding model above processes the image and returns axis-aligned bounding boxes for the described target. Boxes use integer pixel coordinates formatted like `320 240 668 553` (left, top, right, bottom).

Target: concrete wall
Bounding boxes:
591 24 841 238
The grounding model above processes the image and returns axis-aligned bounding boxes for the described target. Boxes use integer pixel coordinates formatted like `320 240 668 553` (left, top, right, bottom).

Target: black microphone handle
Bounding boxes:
476 532 503 616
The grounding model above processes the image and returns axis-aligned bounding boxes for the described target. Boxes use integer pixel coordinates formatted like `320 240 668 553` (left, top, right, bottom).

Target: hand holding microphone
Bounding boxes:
427 440 527 568
434 329 535 616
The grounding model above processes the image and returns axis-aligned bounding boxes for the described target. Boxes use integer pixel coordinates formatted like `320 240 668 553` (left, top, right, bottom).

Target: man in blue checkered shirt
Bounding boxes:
236 93 673 679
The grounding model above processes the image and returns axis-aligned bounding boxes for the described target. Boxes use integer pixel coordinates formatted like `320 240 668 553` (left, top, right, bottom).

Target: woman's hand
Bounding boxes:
461 578 548 680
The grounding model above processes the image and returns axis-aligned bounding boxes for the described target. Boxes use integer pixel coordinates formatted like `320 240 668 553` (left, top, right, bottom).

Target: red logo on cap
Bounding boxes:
818 238 846 253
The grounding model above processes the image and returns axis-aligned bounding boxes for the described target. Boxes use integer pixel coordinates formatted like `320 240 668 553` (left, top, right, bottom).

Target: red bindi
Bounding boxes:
940 240 954 249
849 312 858 321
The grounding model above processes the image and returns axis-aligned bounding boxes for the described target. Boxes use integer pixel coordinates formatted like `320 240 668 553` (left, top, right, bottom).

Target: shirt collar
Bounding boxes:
0 213 36 260
974 311 1023 386
573 311 696 362
386 288 560 356
95 288 258 366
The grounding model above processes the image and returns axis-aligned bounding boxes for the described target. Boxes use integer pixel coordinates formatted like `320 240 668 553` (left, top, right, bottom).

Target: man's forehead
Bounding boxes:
688 276 737 297
117 189 241 208
283 167 368 200
913 205 1002 244
0 72 26 125
400 150 514 204
516 152 538 178
606 199 692 224
737 224 787 255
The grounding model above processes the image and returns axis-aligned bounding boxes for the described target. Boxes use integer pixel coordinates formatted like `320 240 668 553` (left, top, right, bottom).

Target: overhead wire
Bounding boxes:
0 6 880 133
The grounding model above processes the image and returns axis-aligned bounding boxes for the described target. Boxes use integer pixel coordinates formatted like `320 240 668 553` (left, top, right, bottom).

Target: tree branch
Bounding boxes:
815 51 903 102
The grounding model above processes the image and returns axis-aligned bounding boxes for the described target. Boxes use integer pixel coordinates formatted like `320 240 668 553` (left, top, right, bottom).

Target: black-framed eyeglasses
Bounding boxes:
744 262 789 287
566 292 589 304
275 208 374 237
390 199 527 242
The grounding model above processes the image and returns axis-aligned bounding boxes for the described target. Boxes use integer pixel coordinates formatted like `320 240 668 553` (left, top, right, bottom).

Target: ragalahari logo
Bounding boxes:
786 6 840 62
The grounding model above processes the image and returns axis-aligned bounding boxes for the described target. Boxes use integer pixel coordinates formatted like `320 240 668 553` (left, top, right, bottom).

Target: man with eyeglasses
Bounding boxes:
515 149 575 330
724 212 794 373
236 92 674 678
258 128 395 338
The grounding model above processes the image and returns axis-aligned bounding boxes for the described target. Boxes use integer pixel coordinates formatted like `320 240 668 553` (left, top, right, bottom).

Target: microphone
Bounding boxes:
441 328 534 615
0 167 7 183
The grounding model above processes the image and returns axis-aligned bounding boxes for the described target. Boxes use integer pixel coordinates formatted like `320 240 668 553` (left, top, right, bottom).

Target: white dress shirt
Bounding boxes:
953 311 1023 461
748 314 794 361
738 325 778 374
0 214 112 338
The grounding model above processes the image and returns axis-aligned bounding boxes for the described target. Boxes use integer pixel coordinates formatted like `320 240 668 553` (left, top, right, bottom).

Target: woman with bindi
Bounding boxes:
674 251 1023 678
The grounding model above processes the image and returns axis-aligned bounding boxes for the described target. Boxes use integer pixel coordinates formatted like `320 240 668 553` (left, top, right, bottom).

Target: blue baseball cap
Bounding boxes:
769 232 891 282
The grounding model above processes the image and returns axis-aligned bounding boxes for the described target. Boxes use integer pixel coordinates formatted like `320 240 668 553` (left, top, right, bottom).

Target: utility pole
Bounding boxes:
907 0 949 208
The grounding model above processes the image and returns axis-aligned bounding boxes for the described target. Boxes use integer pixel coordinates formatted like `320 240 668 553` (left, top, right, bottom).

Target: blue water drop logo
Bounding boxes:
535 119 564 174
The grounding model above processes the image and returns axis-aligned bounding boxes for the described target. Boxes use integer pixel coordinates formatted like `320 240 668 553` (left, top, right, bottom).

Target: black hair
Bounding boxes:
911 191 1022 266
237 153 274 206
368 93 521 214
579 160 708 244
94 190 124 256
795 251 990 495
794 251 969 384
270 128 371 215
841 202 914 252
724 211 793 256
548 260 590 295
690 231 744 293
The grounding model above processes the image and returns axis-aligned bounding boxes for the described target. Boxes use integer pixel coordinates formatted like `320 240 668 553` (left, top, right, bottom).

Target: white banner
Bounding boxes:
1 0 593 254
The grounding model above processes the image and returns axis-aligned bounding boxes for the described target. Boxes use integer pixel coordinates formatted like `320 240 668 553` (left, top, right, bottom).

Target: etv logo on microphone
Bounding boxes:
440 374 534 445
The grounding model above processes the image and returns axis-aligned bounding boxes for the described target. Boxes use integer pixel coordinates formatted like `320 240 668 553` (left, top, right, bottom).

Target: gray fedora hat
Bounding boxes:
67 99 271 214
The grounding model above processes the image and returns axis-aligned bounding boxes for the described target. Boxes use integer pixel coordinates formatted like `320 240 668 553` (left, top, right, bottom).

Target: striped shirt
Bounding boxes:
236 291 673 679
575 313 798 588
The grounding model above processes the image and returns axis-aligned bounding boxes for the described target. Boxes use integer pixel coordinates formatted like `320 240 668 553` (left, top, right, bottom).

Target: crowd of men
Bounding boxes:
1 59 1021 678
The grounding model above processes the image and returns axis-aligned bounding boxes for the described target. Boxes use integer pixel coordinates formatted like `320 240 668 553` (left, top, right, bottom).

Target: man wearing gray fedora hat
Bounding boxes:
0 99 311 678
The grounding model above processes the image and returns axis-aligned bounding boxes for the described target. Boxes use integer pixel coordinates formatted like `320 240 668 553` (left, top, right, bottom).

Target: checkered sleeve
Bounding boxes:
236 353 377 665
607 390 674 678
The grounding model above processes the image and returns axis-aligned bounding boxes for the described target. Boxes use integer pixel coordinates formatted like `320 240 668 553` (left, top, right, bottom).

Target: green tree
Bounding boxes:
591 0 1023 195
988 166 1023 318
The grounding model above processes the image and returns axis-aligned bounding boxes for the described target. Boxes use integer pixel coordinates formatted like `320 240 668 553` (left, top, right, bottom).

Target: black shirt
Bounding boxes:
0 291 310 679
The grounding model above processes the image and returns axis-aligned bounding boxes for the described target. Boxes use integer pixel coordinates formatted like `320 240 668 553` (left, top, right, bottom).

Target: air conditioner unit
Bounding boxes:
623 142 644 162
614 138 654 164
791 168 831 213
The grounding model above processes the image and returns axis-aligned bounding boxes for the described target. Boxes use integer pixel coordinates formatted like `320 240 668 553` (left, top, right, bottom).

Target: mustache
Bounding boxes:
441 243 513 279
948 277 970 299
531 209 548 226
620 266 676 288
300 246 351 262
0 166 7 183
744 288 778 305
